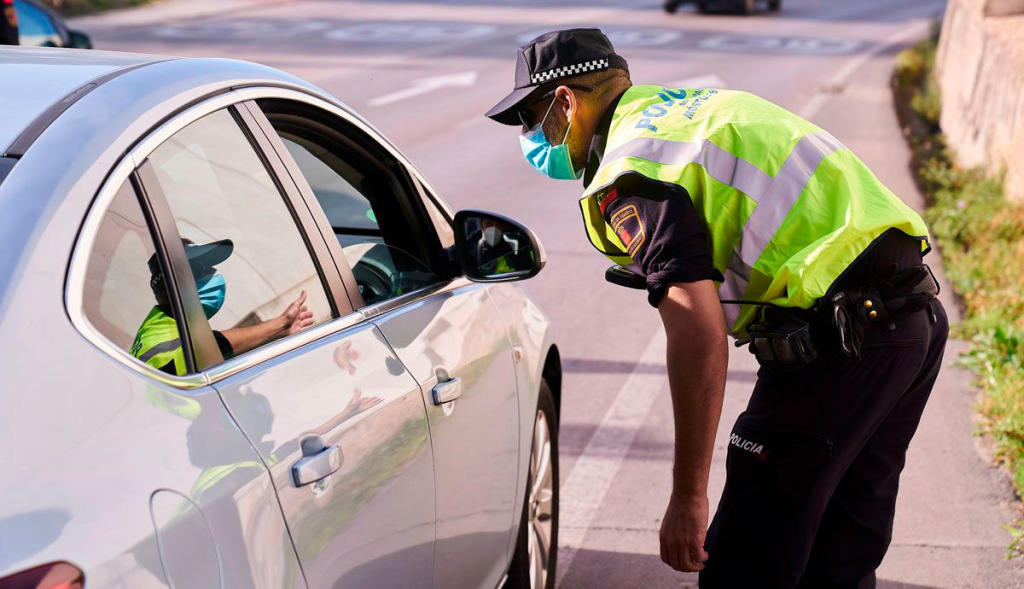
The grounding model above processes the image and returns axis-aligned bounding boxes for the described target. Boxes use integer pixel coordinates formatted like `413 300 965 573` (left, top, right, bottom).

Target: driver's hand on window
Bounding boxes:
279 290 315 336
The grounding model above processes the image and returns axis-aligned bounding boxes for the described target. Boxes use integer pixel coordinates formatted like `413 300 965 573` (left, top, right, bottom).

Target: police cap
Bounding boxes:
485 28 628 126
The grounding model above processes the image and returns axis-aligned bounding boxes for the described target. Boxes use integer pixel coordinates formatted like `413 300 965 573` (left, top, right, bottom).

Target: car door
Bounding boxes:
134 102 437 589
68 173 305 589
249 96 522 589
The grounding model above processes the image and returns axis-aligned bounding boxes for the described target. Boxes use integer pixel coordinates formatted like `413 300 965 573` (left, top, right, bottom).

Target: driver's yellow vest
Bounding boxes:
131 306 186 376
580 85 930 336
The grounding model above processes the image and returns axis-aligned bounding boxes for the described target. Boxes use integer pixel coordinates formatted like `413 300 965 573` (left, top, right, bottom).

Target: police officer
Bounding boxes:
1 0 18 45
486 28 948 588
132 238 314 376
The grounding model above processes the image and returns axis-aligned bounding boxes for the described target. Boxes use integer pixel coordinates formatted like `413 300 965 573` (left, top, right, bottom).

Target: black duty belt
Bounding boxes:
604 262 940 370
736 264 940 370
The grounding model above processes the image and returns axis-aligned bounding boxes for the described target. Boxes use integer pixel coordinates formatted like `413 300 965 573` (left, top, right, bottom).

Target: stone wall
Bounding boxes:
936 0 1024 201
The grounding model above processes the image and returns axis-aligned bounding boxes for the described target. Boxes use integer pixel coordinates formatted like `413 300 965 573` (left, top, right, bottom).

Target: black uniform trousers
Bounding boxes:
700 236 949 589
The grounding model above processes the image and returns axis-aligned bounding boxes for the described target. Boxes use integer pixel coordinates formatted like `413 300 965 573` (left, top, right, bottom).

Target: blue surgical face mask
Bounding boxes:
519 97 583 181
196 273 226 319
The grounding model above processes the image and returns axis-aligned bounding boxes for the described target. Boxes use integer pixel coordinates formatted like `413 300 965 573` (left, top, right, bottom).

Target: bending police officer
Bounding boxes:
486 28 948 588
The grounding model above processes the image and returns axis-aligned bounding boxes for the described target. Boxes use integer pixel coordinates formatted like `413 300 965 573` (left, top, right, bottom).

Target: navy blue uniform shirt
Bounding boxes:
584 93 723 307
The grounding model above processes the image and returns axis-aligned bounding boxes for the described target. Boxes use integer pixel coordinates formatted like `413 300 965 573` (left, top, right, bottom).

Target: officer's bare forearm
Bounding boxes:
658 282 728 499
221 316 286 355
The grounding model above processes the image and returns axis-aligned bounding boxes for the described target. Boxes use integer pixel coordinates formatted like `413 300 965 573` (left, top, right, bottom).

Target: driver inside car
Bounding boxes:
131 238 314 376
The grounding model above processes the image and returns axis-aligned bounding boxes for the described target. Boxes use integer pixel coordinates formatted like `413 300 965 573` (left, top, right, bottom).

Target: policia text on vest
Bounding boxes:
485 28 948 588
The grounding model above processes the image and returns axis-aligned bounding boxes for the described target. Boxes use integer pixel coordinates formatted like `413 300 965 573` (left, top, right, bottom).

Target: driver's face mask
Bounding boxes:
519 96 583 181
196 272 227 319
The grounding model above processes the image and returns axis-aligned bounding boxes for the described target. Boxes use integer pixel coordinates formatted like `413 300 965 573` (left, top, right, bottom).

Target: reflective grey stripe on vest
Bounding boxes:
601 137 773 202
138 338 181 363
737 131 845 267
598 130 843 325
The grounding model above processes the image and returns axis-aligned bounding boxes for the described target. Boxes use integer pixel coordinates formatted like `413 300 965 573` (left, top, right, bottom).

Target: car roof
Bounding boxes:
0 47 166 152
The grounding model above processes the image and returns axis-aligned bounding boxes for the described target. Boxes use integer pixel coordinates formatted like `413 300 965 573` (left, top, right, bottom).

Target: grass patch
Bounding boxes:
894 35 1024 557
40 0 153 17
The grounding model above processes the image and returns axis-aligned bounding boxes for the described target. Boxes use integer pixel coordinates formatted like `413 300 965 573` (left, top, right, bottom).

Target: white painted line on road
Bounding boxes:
700 35 862 55
517 27 682 48
326 22 497 43
666 75 727 89
369 71 477 107
556 329 668 585
799 20 932 120
457 116 491 131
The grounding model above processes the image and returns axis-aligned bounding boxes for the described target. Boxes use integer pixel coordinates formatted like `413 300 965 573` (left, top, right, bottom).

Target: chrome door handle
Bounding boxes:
291 444 342 487
432 377 463 405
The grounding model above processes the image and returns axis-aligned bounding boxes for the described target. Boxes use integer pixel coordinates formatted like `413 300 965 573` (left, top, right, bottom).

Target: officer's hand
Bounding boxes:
659 493 709 572
280 290 314 335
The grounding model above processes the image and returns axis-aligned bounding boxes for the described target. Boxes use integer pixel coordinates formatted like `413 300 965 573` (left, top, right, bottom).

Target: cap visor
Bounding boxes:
485 86 538 126
188 239 234 268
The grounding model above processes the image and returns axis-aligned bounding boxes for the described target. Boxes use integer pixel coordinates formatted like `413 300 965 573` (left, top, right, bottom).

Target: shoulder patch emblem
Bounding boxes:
598 188 619 216
609 204 646 257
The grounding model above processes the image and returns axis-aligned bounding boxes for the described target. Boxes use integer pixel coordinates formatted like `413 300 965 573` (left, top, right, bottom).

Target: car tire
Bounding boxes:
504 380 559 589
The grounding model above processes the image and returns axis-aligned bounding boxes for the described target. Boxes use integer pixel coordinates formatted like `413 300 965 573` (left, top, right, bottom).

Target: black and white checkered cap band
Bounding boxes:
530 58 609 85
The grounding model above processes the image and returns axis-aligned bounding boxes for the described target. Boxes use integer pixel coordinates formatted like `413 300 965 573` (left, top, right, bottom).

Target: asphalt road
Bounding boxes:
73 0 1024 586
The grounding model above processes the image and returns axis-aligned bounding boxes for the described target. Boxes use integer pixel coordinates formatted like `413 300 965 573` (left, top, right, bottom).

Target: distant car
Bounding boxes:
663 0 781 14
14 0 92 48
0 47 561 589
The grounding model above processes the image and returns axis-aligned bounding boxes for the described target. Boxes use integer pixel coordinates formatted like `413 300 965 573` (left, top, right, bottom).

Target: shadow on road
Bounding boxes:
559 548 944 588
562 356 757 383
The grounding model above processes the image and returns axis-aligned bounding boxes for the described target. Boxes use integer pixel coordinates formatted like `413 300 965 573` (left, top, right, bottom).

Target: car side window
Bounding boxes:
259 101 446 307
14 0 59 47
82 180 187 376
143 108 334 366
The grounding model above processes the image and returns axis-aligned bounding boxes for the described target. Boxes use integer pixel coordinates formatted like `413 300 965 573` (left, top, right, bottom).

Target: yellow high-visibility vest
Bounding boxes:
581 85 930 335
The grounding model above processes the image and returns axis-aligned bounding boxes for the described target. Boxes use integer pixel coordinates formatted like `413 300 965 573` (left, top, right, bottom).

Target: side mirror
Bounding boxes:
453 210 545 283
68 30 93 49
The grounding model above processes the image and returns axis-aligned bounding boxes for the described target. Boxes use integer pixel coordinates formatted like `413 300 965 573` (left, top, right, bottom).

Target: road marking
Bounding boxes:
799 19 932 120
517 27 682 47
665 74 727 89
154 19 330 39
325 22 497 43
556 329 667 585
700 34 862 55
368 71 477 107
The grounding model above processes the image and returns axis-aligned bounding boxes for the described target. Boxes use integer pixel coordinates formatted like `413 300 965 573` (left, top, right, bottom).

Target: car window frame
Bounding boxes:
67 90 367 390
248 97 461 317
136 103 353 372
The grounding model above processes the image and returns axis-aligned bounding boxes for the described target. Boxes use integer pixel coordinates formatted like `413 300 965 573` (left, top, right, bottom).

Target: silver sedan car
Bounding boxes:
0 48 560 589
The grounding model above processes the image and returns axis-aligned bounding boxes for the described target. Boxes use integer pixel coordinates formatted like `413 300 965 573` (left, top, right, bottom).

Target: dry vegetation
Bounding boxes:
894 36 1024 556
